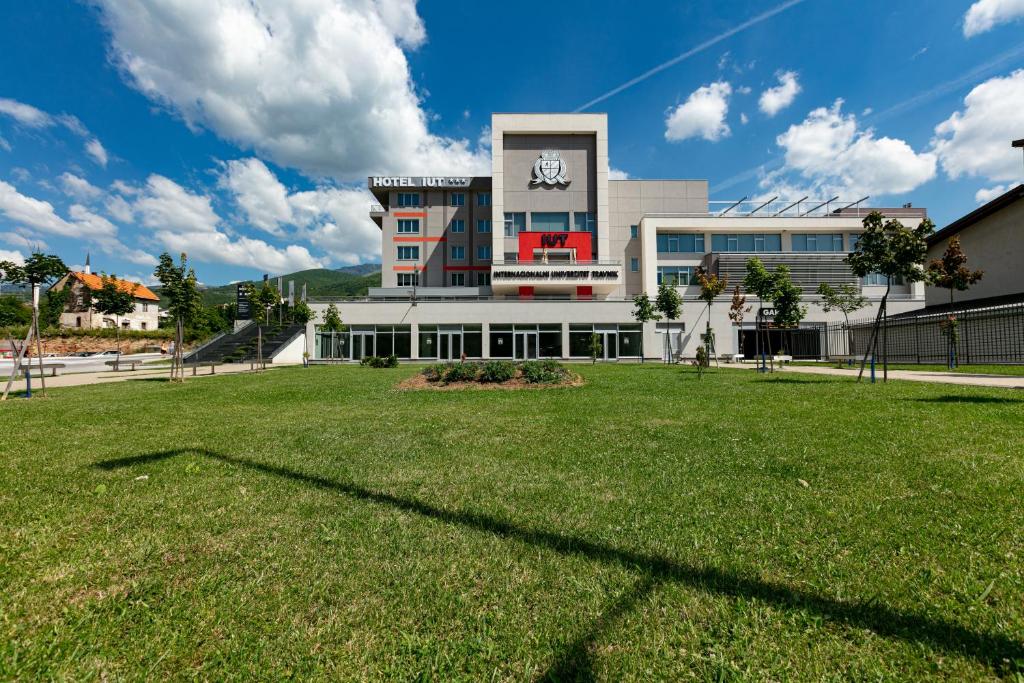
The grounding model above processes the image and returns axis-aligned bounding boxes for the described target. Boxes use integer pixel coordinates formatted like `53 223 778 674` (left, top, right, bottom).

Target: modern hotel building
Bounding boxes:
305 113 927 362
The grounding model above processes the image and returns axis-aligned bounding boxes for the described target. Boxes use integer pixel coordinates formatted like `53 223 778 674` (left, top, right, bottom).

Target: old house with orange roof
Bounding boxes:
50 260 160 331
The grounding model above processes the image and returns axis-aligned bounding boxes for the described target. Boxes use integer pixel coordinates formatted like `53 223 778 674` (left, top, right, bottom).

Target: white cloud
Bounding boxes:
963 0 1024 36
110 180 141 196
665 81 733 142
59 172 103 200
85 138 109 167
0 231 47 251
0 181 99 237
932 69 1024 183
0 98 53 128
740 113 749 125
132 173 326 272
105 195 134 223
218 158 293 235
0 249 25 265
0 135 10 152
92 0 489 181
758 70 801 117
763 99 936 198
609 167 630 180
975 185 1008 203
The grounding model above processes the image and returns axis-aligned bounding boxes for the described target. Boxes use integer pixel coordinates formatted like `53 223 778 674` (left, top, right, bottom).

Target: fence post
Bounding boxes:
962 308 970 365
914 315 921 365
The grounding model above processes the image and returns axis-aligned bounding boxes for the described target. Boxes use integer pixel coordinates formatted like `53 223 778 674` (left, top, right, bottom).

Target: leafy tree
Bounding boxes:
154 252 202 381
39 288 67 329
925 235 983 368
728 284 750 326
7 252 68 397
695 267 728 366
92 274 138 367
654 282 683 363
0 295 31 329
631 293 661 363
743 258 777 370
0 260 25 289
588 333 603 364
321 303 345 332
816 283 867 330
291 299 314 325
743 259 806 369
245 281 279 325
846 212 933 381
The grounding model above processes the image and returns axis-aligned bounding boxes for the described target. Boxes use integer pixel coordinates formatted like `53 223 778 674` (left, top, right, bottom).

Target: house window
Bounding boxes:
504 212 525 237
397 246 419 260
656 266 694 286
141 322 147 330
451 272 466 286
477 245 492 260
533 212 570 232
477 219 491 233
397 219 420 234
450 219 465 233
630 257 639 272
477 272 491 286
656 233 705 253
710 234 782 252
863 273 904 286
572 212 595 234
792 233 844 252
477 192 491 206
121 320 130 330
450 193 465 207
397 272 419 287
397 192 420 207
630 225 638 239
451 245 465 260
76 316 82 328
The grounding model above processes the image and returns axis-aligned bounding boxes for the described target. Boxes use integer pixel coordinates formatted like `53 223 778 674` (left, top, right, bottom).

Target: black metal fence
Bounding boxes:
823 302 1024 364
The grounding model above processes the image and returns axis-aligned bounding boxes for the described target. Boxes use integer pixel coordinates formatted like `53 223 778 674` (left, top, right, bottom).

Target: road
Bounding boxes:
0 352 165 376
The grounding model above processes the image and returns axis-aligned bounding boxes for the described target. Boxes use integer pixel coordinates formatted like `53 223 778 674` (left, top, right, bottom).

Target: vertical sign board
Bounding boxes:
288 280 295 306
236 283 251 320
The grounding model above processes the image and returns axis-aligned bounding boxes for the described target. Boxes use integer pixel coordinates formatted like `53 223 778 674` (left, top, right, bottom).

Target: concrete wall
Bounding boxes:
925 197 1024 306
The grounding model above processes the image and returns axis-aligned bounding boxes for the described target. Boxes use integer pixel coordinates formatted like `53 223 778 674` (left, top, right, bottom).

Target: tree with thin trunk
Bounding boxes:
695 267 727 367
817 282 867 362
654 282 683 363
631 293 661 363
92 274 137 370
588 333 603 364
728 284 751 359
1 253 67 398
846 212 933 382
742 258 775 371
154 253 202 382
320 303 345 359
925 235 983 369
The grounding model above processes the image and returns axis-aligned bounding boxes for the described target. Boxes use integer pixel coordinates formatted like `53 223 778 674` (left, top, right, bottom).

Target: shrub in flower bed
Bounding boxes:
519 359 570 384
479 360 517 383
442 362 480 383
359 355 399 368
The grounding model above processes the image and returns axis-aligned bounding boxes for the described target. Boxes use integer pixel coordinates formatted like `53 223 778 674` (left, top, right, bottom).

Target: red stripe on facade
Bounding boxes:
393 265 426 272
394 211 427 218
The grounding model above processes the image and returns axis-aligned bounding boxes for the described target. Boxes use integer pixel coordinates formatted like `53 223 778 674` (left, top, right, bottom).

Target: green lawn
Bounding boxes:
2 365 1022 680
788 361 1024 376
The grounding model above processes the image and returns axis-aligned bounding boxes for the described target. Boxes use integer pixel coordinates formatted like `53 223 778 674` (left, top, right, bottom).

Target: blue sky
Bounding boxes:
1 0 1022 286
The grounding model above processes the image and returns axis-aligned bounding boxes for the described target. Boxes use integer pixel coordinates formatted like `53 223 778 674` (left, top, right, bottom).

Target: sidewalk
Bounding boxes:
747 363 1024 389
4 362 299 392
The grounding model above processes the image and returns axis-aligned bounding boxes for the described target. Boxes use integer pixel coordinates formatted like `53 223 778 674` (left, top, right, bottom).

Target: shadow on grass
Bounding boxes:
94 449 1024 679
758 376 841 385
911 395 1023 404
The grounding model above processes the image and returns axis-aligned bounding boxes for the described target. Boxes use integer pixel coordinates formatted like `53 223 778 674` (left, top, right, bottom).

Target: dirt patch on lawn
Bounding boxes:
397 373 584 391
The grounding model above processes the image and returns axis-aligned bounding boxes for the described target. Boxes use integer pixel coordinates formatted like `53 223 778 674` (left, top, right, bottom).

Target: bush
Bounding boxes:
442 361 480 383
360 355 399 368
520 359 569 384
479 360 516 383
421 363 445 382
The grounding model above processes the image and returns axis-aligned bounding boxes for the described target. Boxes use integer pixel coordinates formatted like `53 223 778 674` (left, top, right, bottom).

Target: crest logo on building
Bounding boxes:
532 150 570 186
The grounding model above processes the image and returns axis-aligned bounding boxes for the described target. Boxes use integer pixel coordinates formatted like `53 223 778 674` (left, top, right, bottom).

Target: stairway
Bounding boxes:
185 323 305 364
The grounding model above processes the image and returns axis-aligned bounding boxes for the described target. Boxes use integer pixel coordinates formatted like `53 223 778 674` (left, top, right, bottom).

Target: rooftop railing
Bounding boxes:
492 258 621 266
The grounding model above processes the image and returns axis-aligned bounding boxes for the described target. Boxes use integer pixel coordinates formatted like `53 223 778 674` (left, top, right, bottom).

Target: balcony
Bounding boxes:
490 259 623 295
708 252 858 292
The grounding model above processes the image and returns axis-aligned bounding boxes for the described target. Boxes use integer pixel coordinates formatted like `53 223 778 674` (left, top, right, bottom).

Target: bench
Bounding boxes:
184 361 218 376
23 362 65 377
105 359 143 371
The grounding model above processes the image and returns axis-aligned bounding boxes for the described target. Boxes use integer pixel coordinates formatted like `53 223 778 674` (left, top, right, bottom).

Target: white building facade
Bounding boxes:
305 113 926 362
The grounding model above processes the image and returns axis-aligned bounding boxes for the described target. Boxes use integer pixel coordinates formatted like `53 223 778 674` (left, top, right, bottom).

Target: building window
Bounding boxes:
710 233 782 252
792 233 844 252
477 245 492 260
477 192 491 206
863 273 904 286
451 219 465 233
533 212 570 232
656 233 705 253
477 219 492 233
141 302 149 313
76 316 82 328
504 212 525 237
397 272 419 287
630 257 639 272
630 225 638 239
397 219 419 234
573 211 595 234
451 273 466 286
451 245 465 260
141 322 147 330
656 266 694 286
397 246 419 260
450 193 465 207
397 192 420 207
476 272 491 286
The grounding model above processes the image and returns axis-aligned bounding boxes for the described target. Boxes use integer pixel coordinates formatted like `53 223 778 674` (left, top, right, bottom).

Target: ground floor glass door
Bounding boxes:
439 332 463 361
603 332 617 360
352 332 374 360
514 331 538 360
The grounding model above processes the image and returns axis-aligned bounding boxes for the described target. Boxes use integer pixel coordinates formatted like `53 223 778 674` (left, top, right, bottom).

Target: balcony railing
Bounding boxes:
369 203 385 214
492 258 621 266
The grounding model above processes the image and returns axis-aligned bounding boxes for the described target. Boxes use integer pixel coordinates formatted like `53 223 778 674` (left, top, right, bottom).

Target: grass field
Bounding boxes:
788 361 1024 376
2 365 1022 680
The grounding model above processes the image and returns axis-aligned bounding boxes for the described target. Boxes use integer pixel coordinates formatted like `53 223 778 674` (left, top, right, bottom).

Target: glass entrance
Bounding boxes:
514 332 538 359
604 332 617 360
352 332 374 360
439 332 463 361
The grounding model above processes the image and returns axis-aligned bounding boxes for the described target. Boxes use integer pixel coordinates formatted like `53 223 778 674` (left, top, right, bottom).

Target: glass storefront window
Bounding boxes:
418 325 437 358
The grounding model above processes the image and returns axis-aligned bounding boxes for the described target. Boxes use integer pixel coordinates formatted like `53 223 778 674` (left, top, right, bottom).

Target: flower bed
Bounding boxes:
399 360 581 390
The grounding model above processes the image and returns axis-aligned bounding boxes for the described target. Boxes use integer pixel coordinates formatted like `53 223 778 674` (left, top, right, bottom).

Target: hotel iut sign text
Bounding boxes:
370 176 471 188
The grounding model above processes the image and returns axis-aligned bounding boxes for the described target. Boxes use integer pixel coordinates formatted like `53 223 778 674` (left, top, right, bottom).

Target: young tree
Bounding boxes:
695 267 727 366
743 258 776 370
728 285 751 332
655 281 683 363
846 212 933 381
39 288 68 329
588 332 603 364
321 303 345 332
771 265 806 356
631 293 661 363
925 235 983 368
817 282 867 363
20 253 68 396
154 252 202 381
290 299 314 325
92 274 138 369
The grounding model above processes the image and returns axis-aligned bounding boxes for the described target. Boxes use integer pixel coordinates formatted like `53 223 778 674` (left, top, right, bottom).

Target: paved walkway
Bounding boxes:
747 363 1024 389
3 362 299 392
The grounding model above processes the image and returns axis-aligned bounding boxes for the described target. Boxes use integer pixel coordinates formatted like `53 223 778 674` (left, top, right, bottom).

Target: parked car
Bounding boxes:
70 351 96 357
96 350 121 356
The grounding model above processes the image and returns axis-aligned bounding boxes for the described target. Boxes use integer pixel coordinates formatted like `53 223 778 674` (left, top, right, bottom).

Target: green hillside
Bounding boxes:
153 266 381 306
